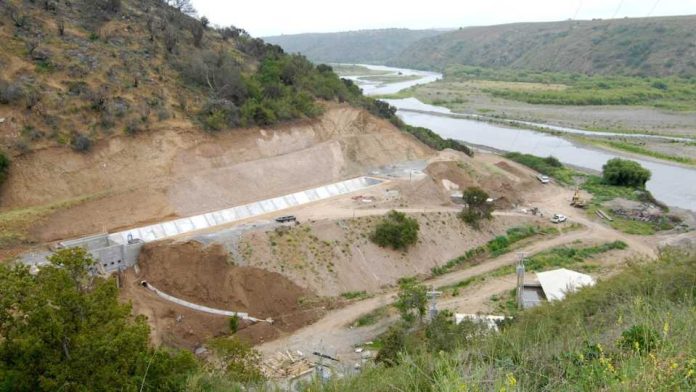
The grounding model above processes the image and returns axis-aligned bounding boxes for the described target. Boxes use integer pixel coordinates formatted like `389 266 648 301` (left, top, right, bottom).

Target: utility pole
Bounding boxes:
426 287 442 321
516 252 527 310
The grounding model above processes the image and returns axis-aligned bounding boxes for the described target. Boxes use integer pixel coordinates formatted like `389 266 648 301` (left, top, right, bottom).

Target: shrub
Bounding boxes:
0 152 10 186
459 187 493 229
229 315 239 333
618 324 659 354
602 158 651 188
71 134 92 152
199 99 241 131
0 79 25 104
370 210 420 250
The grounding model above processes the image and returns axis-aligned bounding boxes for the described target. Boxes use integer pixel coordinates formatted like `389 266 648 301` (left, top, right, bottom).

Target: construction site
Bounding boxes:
7 104 677 382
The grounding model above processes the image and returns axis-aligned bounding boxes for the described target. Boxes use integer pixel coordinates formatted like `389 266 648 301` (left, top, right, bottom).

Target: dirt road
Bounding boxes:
256 184 655 363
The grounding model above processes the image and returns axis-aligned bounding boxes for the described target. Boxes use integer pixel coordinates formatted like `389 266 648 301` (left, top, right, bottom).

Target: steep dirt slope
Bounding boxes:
3 105 430 244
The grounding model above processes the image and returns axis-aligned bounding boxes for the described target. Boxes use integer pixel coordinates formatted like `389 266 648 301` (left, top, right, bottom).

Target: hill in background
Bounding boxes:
263 28 445 64
390 15 696 76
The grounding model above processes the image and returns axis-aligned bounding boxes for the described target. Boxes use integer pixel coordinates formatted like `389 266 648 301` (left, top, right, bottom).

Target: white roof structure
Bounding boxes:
536 268 595 301
454 313 507 331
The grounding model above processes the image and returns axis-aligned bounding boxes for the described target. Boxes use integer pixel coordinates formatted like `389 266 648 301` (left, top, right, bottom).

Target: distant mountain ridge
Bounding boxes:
390 15 696 76
266 16 696 77
263 28 446 64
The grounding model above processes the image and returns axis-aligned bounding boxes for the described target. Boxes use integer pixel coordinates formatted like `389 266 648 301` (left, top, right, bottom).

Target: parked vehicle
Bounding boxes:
550 214 567 224
537 174 550 184
275 215 297 223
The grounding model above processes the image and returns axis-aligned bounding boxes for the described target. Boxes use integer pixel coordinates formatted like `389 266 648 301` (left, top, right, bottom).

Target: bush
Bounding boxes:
459 187 493 229
401 125 474 156
618 325 659 354
370 210 420 250
229 315 239 333
199 99 241 131
70 134 92 152
0 152 9 186
602 158 651 188
0 79 25 104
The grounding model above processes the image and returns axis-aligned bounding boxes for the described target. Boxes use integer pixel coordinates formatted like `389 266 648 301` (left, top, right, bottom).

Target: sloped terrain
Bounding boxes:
2 105 430 249
263 28 445 64
390 15 696 76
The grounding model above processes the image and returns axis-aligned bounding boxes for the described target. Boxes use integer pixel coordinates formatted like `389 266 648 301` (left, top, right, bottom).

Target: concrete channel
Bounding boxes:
23 176 386 273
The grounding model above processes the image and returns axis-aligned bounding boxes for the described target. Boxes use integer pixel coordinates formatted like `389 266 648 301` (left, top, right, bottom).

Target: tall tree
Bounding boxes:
0 248 197 391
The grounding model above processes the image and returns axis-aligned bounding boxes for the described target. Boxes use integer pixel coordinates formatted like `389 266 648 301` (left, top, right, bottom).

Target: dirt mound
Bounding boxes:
124 240 328 348
424 157 532 206
495 161 527 178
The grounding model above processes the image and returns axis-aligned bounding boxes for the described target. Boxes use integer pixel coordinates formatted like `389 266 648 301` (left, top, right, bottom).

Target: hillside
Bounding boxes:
316 248 696 390
390 15 696 76
263 29 445 64
0 0 381 159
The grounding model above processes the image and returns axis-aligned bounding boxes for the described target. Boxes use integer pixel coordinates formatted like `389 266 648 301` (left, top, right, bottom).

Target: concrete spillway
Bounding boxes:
108 176 384 245
29 176 386 273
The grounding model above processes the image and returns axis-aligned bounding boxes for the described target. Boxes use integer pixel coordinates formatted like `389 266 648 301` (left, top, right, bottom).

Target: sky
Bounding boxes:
190 0 696 37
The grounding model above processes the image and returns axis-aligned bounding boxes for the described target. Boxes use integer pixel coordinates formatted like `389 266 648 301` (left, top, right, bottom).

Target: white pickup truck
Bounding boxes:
550 214 567 224
537 174 550 184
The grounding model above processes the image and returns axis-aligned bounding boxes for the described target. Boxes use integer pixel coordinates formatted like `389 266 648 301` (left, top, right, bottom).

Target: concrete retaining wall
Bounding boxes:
39 176 384 274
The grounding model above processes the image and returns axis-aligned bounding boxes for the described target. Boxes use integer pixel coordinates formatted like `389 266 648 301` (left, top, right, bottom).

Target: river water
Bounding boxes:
344 65 696 211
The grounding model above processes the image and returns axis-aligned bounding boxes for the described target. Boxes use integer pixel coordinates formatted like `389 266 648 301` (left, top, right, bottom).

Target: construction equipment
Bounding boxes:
570 188 588 208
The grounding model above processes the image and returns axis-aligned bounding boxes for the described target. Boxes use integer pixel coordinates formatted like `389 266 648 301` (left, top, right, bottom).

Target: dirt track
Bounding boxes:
256 183 656 361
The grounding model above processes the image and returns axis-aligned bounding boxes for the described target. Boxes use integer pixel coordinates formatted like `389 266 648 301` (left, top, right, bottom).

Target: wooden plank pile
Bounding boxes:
262 350 314 379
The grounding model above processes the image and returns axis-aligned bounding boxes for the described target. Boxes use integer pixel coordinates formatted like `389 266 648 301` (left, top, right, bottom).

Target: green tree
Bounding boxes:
0 248 197 391
602 158 652 188
370 210 420 250
425 310 484 353
394 278 427 323
459 187 494 229
374 323 407 367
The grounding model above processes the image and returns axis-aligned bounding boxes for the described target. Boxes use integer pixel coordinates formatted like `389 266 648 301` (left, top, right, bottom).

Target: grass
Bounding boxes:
503 152 577 184
441 241 628 294
351 306 389 328
359 74 422 84
312 247 696 391
431 225 560 276
580 138 696 166
0 192 110 251
447 65 696 111
494 241 627 277
341 291 372 301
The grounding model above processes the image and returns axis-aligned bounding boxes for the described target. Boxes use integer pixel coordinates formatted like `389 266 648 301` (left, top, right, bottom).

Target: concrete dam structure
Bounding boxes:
51 176 385 273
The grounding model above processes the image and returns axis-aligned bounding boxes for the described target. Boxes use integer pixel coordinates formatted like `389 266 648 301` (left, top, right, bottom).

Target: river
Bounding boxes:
344 65 696 211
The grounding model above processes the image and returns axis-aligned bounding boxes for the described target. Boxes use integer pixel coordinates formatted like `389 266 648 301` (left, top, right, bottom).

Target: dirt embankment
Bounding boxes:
0 106 430 244
122 240 330 349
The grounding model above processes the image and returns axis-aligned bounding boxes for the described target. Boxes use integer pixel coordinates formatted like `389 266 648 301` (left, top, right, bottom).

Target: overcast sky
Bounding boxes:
190 0 696 37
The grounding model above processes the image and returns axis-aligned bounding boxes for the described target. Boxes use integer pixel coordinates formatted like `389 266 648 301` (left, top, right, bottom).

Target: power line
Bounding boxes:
611 0 625 19
573 0 584 20
647 0 662 17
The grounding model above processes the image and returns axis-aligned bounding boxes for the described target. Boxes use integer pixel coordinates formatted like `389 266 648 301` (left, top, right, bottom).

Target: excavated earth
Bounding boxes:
121 240 333 349
0 105 430 245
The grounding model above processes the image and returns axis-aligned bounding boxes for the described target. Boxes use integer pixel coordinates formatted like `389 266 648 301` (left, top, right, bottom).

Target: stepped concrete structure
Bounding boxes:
39 176 384 273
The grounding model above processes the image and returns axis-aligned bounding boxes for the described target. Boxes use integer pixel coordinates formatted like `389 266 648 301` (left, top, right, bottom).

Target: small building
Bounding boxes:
454 313 507 331
521 268 595 309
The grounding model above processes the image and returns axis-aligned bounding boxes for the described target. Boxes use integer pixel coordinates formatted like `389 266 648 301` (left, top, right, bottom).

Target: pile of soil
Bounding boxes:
122 240 328 349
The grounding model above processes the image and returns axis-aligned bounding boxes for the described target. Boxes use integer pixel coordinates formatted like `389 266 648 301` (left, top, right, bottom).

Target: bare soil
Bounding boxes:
121 240 330 349
1 106 431 247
